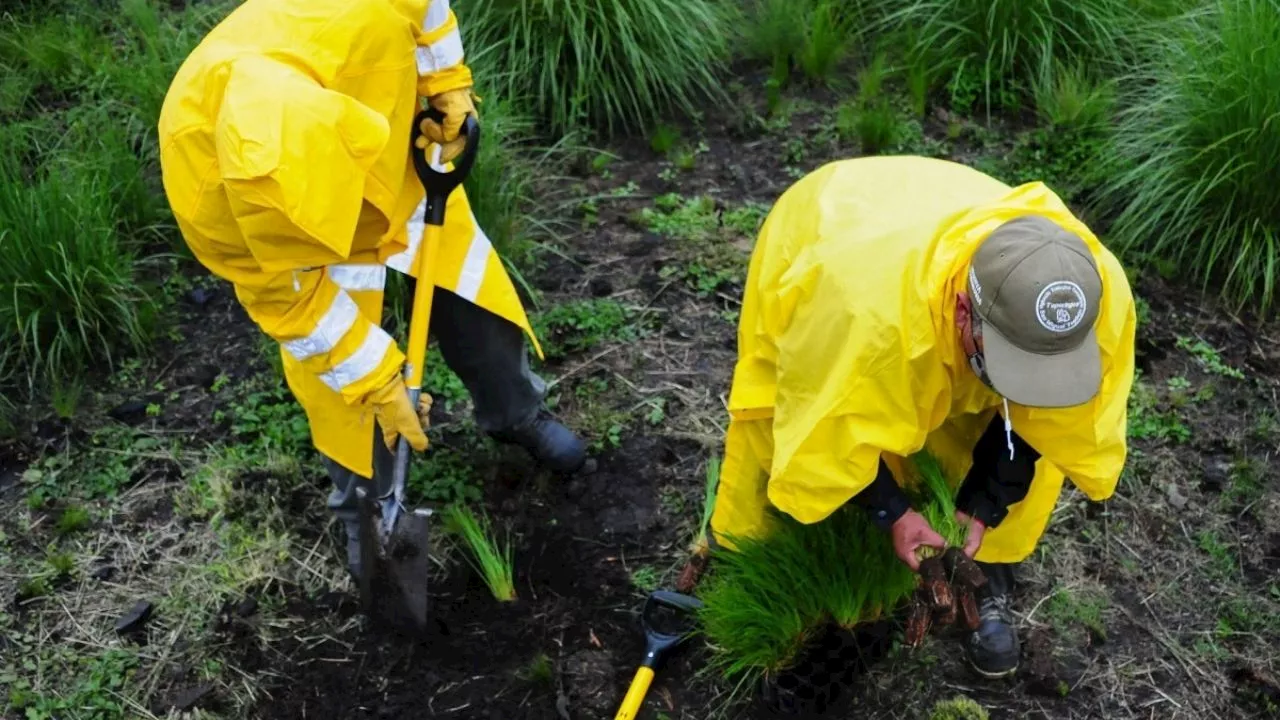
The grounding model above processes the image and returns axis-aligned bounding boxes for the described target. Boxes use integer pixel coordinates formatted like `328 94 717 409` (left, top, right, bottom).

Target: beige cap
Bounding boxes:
967 215 1103 408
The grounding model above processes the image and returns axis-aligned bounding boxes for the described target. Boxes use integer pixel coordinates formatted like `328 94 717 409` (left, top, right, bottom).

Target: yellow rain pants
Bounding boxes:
707 156 1137 564
158 0 540 478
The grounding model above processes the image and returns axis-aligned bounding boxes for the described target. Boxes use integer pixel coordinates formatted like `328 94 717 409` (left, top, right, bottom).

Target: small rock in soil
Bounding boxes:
158 683 214 713
108 400 150 424
1165 483 1189 510
187 287 217 307
187 363 220 390
1200 457 1233 492
235 597 258 617
90 565 116 581
115 599 154 634
588 277 613 297
627 233 661 257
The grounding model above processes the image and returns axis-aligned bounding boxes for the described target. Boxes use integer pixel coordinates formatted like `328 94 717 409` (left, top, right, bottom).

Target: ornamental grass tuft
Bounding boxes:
1095 0 1280 316
457 0 738 137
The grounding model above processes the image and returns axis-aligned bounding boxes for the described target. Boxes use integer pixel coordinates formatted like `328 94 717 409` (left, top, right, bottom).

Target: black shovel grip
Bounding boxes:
411 105 480 226
639 590 704 669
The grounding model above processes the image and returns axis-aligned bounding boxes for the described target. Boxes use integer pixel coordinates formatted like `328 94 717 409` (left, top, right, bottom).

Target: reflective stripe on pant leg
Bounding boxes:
709 417 775 551
974 457 1066 564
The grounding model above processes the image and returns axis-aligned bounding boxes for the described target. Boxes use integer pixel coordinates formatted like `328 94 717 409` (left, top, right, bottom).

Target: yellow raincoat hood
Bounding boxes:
727 156 1136 532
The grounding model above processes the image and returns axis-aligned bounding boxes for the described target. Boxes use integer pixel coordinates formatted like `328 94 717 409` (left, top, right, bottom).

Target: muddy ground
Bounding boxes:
3 72 1279 720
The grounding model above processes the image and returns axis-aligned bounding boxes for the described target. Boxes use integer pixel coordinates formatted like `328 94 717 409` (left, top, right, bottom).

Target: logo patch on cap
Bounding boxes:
1035 281 1087 333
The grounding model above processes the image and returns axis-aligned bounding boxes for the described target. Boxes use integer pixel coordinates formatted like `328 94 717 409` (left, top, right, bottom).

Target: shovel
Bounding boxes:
614 590 705 720
354 106 481 633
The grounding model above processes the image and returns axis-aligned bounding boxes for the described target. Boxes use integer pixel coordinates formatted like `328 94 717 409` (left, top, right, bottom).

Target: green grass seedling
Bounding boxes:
444 504 517 603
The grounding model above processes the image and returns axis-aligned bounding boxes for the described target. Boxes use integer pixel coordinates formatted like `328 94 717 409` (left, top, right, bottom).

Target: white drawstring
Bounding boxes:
1002 397 1014 460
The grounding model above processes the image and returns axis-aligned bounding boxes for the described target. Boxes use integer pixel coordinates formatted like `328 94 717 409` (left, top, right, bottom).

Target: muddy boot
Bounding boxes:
491 409 588 474
965 560 1019 679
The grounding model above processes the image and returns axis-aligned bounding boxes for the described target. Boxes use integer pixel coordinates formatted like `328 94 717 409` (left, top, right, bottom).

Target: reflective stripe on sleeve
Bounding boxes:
281 290 359 361
424 0 450 32
415 28 464 75
327 264 387 292
318 327 395 392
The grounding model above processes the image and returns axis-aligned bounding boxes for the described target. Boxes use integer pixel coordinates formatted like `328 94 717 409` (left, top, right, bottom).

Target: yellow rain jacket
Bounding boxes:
158 0 540 478
709 156 1136 564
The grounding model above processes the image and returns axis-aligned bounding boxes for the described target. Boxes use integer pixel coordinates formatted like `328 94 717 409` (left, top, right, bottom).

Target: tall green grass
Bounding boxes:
0 120 159 393
740 0 869 86
456 0 738 136
1097 0 1280 315
696 452 966 686
0 0 234 399
879 0 1139 117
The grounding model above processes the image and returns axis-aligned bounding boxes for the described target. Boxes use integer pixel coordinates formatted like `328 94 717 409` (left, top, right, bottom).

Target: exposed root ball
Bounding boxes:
906 595 932 647
958 586 981 631
942 548 987 590
918 557 953 610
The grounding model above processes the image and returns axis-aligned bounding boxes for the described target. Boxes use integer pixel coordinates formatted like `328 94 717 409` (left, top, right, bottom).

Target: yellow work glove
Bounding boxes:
418 87 478 164
368 376 431 452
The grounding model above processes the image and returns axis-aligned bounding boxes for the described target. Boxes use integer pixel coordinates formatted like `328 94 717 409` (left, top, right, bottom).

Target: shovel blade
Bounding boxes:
384 508 433 631
355 487 433 634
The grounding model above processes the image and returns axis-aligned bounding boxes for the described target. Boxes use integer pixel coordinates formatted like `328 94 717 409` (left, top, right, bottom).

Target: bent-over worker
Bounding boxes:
158 0 587 580
688 156 1136 678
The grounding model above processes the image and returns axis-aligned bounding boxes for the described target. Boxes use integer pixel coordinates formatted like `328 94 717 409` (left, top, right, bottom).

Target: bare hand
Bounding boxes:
890 510 947 571
955 510 986 558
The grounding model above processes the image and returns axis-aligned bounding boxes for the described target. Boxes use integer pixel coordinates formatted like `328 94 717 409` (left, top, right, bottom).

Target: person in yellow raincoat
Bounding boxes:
686 155 1136 679
157 0 587 580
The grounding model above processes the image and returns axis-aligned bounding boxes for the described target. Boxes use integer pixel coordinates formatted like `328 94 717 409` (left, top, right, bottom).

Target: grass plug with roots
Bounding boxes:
694 451 982 707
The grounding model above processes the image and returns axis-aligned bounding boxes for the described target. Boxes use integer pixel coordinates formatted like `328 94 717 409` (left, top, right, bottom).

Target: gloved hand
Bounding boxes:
368 375 431 452
418 87 478 164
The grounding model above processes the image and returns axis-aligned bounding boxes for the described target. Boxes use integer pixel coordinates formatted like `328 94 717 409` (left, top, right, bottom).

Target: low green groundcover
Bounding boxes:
696 451 968 683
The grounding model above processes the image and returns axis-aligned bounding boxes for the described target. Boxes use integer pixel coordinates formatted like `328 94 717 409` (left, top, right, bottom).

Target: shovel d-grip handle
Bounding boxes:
614 591 705 720
640 591 704 667
411 106 481 227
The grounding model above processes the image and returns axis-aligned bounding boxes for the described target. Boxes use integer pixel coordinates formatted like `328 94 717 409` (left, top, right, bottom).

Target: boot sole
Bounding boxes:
967 659 1019 679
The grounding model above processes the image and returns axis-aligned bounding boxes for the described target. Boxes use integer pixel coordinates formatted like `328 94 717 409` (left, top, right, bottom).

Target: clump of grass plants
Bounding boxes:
443 503 517 602
879 0 1139 118
696 451 966 690
457 0 738 137
740 0 879 89
0 122 159 396
1096 0 1280 316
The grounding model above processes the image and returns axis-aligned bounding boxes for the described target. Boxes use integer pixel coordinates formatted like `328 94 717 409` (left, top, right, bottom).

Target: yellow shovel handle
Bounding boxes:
404 221 442 391
613 666 655 720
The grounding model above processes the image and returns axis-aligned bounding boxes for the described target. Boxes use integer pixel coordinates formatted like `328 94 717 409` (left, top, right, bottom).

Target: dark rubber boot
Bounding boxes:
966 560 1019 678
491 409 588 474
